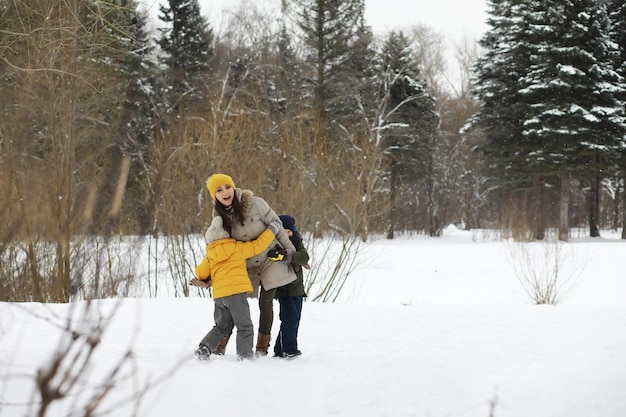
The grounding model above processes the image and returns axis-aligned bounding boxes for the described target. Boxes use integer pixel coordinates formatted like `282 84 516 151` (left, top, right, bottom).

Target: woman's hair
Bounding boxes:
214 194 245 235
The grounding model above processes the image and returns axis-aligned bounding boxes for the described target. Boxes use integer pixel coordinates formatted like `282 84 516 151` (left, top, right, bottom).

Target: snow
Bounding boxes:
2 227 626 417
557 64 584 76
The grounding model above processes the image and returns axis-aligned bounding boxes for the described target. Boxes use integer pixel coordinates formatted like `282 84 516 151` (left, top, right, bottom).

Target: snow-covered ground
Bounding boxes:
1 227 625 417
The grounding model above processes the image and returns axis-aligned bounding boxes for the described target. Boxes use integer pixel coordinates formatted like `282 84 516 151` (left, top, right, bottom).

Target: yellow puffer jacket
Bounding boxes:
195 228 275 300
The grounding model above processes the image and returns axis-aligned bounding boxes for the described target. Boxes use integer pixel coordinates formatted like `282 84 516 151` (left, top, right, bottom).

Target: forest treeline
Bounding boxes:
1 0 625 301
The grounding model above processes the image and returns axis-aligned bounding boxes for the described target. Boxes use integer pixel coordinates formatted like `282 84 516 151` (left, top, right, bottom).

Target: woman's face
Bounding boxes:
215 183 235 207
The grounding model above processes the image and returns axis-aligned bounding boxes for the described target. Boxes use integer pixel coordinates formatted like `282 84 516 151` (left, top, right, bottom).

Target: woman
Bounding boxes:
205 173 296 355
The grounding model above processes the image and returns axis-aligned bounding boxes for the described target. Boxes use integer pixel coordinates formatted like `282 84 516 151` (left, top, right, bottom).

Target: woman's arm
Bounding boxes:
254 196 296 252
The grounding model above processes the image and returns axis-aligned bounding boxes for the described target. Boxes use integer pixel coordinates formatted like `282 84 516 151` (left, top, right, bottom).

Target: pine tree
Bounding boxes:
518 0 626 238
469 0 535 180
114 3 160 234
468 0 548 238
470 0 626 239
331 14 378 130
607 0 626 239
377 31 440 236
65 0 160 235
281 0 369 127
272 24 305 117
158 0 213 111
120 6 157 146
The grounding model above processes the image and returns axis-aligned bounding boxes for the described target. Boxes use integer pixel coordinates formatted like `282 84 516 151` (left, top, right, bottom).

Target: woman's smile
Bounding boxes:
215 184 234 207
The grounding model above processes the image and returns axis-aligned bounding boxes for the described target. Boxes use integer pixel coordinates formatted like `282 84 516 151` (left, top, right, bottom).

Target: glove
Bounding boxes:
268 247 293 263
190 278 212 288
267 246 286 261
267 219 283 235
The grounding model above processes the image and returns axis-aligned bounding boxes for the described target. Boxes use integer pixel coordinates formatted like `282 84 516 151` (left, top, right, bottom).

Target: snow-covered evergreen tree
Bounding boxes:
158 0 213 111
115 4 160 234
470 0 626 239
121 7 157 145
518 0 626 237
281 0 370 128
469 0 535 181
332 15 378 131
271 23 306 117
468 0 551 238
606 0 626 239
377 31 440 236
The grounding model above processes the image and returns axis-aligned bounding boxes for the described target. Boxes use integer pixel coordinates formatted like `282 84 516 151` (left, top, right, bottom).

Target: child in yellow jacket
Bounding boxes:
191 216 282 360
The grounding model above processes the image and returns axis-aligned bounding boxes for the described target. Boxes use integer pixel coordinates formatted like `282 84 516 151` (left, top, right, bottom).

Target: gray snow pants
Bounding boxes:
200 293 254 359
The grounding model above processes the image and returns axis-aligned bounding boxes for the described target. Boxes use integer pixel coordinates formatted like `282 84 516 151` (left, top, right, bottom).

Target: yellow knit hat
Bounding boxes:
206 174 236 200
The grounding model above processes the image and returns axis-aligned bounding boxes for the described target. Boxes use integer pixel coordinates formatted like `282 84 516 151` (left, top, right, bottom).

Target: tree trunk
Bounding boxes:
612 178 620 231
588 173 600 238
622 167 626 240
533 175 545 240
559 171 569 241
360 174 369 243
386 169 397 239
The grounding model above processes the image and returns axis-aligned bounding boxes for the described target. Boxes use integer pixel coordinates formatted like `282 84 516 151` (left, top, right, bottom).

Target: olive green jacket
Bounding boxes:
275 230 309 298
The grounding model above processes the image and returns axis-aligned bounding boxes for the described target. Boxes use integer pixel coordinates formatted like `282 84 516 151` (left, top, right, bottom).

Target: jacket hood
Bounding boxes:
207 238 237 263
205 216 230 243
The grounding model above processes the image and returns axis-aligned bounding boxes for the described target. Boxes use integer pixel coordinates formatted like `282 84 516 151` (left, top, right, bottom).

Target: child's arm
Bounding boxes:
234 219 283 259
195 245 212 280
289 231 310 267
268 231 310 266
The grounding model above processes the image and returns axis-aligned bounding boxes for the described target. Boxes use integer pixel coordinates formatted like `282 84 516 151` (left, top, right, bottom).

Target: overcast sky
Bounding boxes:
143 0 489 42
142 0 488 89
364 0 488 40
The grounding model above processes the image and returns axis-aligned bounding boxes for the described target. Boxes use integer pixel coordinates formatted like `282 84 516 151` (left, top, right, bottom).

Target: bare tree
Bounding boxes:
0 0 144 301
3 300 179 416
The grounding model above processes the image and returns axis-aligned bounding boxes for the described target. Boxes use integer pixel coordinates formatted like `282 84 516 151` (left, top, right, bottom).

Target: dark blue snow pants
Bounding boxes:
274 295 304 356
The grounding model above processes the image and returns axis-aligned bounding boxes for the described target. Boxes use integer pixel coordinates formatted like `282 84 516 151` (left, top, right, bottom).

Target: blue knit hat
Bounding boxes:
278 214 297 233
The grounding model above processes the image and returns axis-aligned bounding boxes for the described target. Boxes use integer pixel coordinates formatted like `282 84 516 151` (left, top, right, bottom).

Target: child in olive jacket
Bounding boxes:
271 214 310 358
191 216 282 360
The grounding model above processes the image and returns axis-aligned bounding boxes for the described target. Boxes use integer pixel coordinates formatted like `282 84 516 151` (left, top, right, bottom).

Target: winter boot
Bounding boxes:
283 349 302 359
255 333 271 356
214 335 230 355
194 344 211 361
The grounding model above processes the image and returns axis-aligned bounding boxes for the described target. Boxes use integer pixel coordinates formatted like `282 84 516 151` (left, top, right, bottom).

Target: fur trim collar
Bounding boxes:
239 188 254 214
